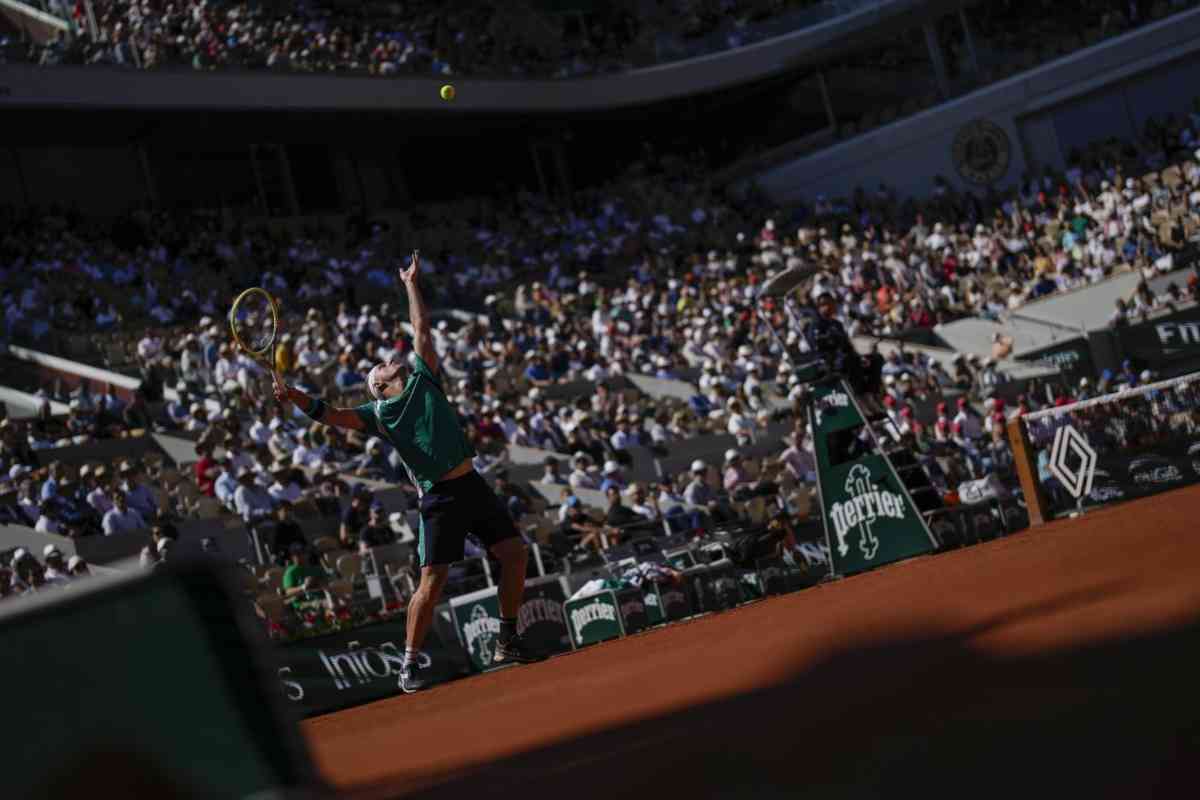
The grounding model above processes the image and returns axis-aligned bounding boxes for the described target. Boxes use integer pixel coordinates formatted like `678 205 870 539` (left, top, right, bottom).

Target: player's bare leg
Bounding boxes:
492 536 528 620
490 536 544 665
399 565 448 693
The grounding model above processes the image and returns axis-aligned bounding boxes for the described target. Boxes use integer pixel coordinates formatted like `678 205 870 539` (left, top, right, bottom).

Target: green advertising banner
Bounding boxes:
811 380 938 576
615 588 649 634
450 576 571 671
565 590 625 647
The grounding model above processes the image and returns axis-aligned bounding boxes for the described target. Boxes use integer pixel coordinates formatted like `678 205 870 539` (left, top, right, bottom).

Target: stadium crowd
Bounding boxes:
8 0 1191 80
1 109 1200 615
15 0 830 77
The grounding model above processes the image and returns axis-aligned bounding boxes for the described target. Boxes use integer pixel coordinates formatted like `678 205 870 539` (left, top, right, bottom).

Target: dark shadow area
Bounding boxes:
373 583 1200 800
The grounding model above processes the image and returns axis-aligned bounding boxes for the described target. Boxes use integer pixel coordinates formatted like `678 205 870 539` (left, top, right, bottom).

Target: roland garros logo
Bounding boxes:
829 464 906 560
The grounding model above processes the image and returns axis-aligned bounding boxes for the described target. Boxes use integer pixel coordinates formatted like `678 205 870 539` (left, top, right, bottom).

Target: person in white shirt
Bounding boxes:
34 503 62 534
234 469 275 524
568 453 601 490
118 463 158 520
42 546 72 585
103 491 147 536
136 329 162 363
85 466 114 514
268 463 304 504
212 345 238 386
213 460 239 511
290 430 325 469
780 433 816 484
248 411 272 446
726 399 757 446
609 418 633 451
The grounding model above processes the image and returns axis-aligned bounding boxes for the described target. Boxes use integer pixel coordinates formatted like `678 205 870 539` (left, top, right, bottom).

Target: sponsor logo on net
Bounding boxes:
1088 485 1125 503
829 464 906 561
1130 463 1183 485
570 599 617 635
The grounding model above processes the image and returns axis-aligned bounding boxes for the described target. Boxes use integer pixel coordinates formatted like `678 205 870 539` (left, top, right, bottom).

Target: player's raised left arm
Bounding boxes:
398 250 438 373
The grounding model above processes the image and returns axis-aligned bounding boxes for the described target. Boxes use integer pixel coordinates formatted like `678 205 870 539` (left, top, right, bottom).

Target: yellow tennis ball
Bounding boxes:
440 84 456 101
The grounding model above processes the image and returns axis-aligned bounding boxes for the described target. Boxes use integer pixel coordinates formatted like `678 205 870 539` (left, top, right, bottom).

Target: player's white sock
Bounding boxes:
403 648 418 667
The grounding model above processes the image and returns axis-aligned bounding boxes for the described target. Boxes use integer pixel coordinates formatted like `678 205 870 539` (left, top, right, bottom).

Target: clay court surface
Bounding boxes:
305 487 1200 799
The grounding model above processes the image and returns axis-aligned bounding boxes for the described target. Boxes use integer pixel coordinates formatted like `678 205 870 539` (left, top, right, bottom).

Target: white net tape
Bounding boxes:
1022 372 1200 423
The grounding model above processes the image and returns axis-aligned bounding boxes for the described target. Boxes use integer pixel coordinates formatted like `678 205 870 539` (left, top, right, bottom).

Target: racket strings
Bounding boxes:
231 291 278 355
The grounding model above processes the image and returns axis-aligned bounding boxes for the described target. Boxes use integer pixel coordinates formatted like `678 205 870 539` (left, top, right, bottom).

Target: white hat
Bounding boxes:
365 437 383 451
1079 377 1090 387
8 464 30 480
156 537 172 553
67 555 84 570
1140 370 1152 381
724 449 740 463
43 544 62 559
602 460 620 475
572 451 590 465
690 459 707 473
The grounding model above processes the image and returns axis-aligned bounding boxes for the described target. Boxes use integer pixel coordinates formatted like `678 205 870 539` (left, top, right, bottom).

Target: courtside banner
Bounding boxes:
1015 337 1095 383
1116 306 1200 371
450 576 571 671
275 616 461 717
565 590 625 647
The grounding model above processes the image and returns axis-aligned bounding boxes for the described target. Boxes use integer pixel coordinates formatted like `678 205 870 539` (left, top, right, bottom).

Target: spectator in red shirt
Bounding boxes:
194 442 219 497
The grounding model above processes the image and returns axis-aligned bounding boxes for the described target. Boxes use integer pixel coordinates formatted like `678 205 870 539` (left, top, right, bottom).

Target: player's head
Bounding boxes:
816 291 837 319
367 359 407 400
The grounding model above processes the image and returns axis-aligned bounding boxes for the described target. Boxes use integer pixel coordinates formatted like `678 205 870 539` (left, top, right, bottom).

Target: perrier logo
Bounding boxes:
829 464 906 560
463 604 500 664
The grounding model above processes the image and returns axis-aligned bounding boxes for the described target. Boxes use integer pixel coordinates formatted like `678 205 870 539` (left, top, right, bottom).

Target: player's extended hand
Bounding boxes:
398 249 420 286
272 371 304 408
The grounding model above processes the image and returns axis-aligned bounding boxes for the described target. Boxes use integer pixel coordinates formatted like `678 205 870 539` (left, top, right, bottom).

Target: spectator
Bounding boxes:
234 468 275 526
118 462 158 520
102 490 146 536
194 442 219 497
66 555 90 578
339 484 372 547
34 502 63 535
270 501 307 564
357 502 397 550
540 456 566 485
41 546 71 584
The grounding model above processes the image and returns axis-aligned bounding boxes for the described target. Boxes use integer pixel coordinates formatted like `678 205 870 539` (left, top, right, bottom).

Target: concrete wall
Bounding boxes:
753 7 1200 204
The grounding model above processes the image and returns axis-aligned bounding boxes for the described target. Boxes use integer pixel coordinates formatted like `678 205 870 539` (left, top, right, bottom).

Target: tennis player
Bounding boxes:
271 251 542 692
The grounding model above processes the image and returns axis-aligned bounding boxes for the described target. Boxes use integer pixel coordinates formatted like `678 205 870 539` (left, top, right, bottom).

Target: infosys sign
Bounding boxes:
275 617 461 717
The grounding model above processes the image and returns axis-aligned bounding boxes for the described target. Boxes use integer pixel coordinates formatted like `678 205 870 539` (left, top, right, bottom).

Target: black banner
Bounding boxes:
1114 306 1200 375
1016 336 1095 383
274 616 463 718
1046 436 1200 515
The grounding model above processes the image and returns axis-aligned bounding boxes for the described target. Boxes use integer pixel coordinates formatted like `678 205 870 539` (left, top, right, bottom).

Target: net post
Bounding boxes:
1006 416 1048 527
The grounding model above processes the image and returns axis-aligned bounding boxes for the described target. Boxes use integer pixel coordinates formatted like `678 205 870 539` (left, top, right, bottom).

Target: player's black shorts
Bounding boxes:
417 470 520 567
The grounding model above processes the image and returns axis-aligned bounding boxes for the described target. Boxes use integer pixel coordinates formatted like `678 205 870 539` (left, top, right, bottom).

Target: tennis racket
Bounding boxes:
228 287 281 370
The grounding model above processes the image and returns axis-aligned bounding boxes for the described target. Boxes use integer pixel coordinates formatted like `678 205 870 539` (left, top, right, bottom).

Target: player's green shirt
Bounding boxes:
354 354 476 494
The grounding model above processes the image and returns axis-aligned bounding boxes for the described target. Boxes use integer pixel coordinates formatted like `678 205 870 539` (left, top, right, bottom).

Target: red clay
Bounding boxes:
304 487 1200 799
